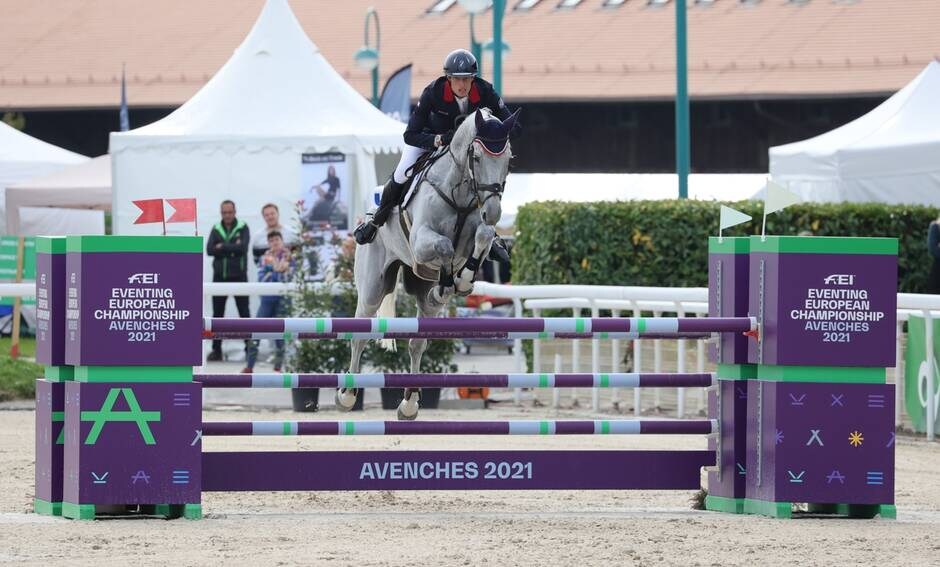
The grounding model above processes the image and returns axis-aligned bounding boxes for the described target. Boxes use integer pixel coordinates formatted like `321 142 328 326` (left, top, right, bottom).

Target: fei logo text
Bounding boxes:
823 274 855 286
127 273 160 284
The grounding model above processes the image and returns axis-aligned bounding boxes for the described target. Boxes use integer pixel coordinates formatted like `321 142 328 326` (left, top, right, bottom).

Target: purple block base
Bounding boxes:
63 382 202 506
203 450 716 491
35 380 65 506
707 380 748 499
745 381 895 505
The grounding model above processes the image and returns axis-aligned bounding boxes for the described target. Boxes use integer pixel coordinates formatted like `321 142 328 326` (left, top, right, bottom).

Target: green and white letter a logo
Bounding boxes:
80 388 161 445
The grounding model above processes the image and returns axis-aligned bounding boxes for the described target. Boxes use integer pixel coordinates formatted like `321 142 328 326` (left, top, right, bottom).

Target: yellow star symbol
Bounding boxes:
848 430 864 447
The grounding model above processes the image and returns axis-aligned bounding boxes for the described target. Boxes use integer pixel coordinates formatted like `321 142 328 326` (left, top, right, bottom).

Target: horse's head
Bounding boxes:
450 108 520 223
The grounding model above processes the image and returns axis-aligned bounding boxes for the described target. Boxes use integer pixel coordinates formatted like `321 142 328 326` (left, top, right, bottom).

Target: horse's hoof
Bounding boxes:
335 388 357 411
397 393 419 421
396 406 419 421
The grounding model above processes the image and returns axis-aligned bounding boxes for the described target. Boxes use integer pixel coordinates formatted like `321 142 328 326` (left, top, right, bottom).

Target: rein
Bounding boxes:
425 139 505 253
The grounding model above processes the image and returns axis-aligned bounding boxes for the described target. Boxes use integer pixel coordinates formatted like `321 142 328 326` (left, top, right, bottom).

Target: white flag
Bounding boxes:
763 180 800 216
719 205 752 232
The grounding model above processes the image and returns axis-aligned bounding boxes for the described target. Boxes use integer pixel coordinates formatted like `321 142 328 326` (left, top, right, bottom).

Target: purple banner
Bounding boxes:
202 450 715 491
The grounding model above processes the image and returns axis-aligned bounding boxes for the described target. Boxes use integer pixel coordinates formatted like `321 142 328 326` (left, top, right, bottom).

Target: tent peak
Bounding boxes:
238 0 320 57
111 0 403 142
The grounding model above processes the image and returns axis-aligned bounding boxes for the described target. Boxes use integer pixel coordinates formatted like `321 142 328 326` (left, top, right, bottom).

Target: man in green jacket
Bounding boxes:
206 199 251 361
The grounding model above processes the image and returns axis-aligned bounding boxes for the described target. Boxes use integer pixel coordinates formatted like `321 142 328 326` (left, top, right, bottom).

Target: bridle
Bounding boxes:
419 134 508 292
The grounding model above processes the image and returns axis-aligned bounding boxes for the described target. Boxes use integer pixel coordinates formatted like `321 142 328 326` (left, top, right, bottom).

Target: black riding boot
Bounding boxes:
487 236 511 263
354 178 405 245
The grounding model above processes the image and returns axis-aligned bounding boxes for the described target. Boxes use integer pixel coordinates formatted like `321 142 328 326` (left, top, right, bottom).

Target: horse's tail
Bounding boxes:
378 286 397 352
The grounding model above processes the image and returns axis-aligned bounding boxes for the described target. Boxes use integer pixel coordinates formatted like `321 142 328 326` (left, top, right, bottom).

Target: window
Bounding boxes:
426 0 457 14
557 0 583 8
602 0 628 7
695 0 716 5
515 0 542 10
647 0 670 6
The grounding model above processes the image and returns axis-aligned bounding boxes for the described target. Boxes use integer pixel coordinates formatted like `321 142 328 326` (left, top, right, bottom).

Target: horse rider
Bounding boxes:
353 49 520 262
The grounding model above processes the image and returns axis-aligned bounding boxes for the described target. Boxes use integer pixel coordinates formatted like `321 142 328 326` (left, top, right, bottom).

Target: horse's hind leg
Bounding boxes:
337 250 395 411
337 330 369 410
398 277 443 420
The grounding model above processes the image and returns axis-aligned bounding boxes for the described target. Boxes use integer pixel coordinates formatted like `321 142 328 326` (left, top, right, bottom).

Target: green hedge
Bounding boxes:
513 200 938 293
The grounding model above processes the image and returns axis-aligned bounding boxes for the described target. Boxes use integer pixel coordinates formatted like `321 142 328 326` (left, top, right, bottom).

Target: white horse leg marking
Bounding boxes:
455 223 495 295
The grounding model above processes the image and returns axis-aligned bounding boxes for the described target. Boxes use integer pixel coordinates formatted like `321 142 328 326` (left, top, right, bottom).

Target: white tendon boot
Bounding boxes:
397 391 420 421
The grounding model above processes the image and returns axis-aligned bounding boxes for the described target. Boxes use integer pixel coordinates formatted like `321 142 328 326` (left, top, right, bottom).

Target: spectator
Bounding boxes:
928 219 940 293
206 200 250 361
251 203 297 265
244 231 294 372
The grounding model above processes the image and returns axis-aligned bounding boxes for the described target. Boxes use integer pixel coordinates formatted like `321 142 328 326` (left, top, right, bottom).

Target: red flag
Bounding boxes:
166 198 197 223
133 199 165 224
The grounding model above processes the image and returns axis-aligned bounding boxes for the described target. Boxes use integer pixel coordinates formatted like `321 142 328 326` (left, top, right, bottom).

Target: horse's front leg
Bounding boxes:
413 225 455 304
455 223 496 296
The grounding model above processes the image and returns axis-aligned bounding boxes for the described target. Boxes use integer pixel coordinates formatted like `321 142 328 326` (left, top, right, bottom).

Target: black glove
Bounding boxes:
441 130 455 146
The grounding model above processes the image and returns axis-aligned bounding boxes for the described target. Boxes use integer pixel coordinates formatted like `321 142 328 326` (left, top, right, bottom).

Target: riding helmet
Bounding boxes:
443 49 478 77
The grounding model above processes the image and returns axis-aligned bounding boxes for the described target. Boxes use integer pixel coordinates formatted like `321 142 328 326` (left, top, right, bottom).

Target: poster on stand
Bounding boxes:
300 153 350 281
300 152 349 231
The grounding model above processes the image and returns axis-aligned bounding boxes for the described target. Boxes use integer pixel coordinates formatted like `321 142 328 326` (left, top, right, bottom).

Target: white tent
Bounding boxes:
5 155 110 235
769 60 940 205
109 0 404 241
0 121 87 234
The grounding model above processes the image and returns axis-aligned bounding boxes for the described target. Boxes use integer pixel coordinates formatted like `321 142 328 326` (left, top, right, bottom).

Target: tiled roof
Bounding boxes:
0 0 937 109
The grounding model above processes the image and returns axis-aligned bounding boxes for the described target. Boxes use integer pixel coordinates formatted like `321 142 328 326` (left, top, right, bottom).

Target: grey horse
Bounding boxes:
337 108 519 419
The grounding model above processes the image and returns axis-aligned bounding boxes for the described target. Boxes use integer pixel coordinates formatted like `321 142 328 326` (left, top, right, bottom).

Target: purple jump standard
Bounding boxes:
193 372 716 389
201 419 718 436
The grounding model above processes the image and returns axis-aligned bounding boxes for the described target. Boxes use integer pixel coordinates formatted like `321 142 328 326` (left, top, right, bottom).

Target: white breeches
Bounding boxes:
393 144 428 184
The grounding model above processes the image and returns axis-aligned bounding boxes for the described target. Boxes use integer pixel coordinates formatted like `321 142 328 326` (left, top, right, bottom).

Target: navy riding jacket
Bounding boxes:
403 76 519 150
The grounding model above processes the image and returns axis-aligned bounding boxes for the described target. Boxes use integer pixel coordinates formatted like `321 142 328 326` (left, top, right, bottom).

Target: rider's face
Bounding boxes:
448 76 472 98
